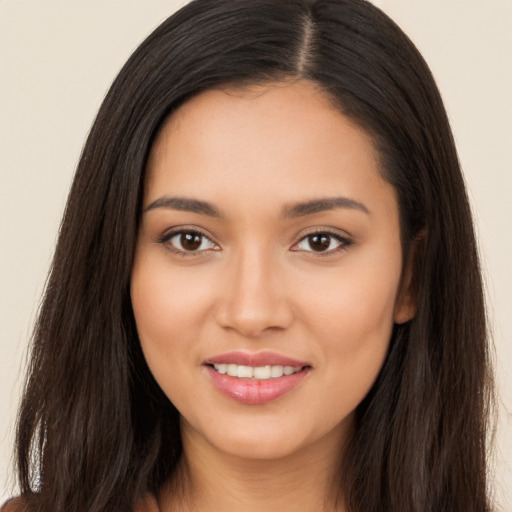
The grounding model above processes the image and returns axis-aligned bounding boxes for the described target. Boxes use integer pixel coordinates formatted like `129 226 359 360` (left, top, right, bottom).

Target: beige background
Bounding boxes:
1 0 510 508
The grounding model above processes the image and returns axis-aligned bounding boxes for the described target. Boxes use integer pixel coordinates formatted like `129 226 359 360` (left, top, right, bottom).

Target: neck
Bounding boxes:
159 422 349 512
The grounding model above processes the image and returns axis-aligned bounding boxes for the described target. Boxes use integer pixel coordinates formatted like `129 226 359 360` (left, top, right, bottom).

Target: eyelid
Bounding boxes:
154 225 352 256
290 228 353 255
157 226 220 256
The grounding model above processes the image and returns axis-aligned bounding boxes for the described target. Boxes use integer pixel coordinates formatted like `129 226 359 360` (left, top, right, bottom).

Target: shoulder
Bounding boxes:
1 495 159 512
0 498 26 512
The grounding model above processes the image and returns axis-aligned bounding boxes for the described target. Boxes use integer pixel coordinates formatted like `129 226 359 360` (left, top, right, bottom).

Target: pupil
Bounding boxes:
181 232 201 250
309 234 330 251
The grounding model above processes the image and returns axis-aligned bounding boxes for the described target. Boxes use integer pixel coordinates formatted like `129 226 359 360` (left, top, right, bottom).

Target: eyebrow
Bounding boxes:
144 196 223 217
282 197 370 218
144 195 370 218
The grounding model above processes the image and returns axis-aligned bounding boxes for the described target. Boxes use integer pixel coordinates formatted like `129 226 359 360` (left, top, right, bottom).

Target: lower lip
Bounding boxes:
205 366 309 405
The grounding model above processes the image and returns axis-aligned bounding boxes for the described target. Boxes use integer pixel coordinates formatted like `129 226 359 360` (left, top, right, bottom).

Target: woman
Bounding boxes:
3 0 494 511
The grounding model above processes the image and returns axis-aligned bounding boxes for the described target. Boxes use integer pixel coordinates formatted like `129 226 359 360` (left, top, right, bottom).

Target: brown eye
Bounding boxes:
307 234 331 252
180 232 202 251
163 230 217 254
293 231 349 254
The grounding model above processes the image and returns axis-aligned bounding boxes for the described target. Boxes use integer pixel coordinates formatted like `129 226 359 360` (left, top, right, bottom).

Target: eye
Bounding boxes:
160 230 218 254
293 232 350 254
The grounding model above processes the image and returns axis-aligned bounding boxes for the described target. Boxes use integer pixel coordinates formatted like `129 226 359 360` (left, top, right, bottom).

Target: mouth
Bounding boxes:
203 352 311 405
208 363 306 379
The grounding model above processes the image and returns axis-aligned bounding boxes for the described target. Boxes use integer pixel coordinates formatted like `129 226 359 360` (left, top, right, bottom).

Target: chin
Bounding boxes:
181 411 351 463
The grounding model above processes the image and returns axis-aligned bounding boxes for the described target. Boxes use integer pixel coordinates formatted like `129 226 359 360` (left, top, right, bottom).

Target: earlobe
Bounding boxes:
394 290 416 324
394 231 425 324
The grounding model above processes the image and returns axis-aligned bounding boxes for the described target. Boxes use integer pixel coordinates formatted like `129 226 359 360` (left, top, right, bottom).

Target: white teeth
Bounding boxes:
216 363 227 374
253 366 272 379
283 366 295 375
237 365 253 378
270 365 284 378
227 364 238 377
212 363 304 379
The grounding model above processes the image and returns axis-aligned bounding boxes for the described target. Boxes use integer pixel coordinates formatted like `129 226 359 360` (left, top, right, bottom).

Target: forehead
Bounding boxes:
144 80 396 218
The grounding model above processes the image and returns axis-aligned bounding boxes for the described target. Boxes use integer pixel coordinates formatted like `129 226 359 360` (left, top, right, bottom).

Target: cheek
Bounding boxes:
302 258 400 342
131 251 212 342
130 253 210 397
298 253 401 393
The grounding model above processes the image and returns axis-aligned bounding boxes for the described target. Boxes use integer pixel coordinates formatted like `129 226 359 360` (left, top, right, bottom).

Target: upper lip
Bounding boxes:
204 351 310 368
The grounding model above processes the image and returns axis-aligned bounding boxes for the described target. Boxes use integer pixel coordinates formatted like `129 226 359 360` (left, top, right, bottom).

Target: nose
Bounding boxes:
215 246 294 338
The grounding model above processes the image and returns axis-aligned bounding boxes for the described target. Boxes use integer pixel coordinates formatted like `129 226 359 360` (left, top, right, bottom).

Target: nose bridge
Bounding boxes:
217 241 292 336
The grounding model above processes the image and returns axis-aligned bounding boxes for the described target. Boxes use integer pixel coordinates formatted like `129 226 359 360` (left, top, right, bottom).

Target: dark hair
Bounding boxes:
15 1 494 511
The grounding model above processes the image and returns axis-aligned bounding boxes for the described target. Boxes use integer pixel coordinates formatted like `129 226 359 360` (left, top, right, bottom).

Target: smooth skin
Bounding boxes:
131 80 416 512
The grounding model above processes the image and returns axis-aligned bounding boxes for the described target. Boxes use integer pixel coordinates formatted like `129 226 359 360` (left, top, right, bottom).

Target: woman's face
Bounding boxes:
131 81 414 460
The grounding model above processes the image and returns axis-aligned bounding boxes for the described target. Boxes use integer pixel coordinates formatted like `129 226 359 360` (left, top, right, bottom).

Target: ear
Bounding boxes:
394 231 425 324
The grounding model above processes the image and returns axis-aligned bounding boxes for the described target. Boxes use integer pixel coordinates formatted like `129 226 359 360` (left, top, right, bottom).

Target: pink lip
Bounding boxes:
204 351 311 405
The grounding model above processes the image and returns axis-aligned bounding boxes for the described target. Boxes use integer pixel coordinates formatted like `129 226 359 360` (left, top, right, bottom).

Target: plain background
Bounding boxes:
1 0 511 508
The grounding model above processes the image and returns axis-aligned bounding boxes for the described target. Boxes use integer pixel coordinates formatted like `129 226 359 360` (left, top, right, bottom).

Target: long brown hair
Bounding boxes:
15 1 494 511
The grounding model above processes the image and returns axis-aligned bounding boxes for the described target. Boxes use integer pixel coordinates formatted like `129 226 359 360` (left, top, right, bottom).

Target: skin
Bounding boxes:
131 80 415 512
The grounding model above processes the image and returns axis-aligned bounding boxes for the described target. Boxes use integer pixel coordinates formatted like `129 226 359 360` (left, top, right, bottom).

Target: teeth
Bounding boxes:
270 365 284 378
237 365 253 378
253 366 271 379
283 366 295 375
212 364 304 379
216 363 227 374
227 364 238 377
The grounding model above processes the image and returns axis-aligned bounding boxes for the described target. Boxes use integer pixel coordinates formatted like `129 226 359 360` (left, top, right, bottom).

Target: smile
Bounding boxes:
211 363 304 379
204 352 311 405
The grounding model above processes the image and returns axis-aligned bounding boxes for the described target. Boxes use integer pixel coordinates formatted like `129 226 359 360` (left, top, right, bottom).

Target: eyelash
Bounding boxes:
157 229 352 257
158 229 219 256
291 230 352 255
